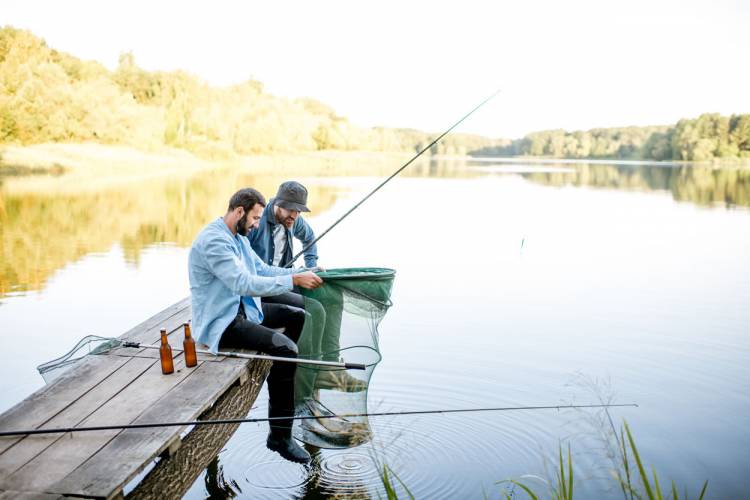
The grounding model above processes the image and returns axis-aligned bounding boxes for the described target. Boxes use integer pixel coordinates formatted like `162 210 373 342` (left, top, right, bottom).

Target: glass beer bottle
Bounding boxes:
159 328 174 375
183 322 197 368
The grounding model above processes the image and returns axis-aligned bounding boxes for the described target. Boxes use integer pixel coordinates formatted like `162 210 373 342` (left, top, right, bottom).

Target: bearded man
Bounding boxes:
188 187 322 463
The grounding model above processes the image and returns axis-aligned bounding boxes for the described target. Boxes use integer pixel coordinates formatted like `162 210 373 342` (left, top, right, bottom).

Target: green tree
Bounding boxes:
729 114 750 156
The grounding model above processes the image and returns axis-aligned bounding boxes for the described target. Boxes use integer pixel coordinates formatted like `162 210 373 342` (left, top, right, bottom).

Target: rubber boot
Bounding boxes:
266 427 311 464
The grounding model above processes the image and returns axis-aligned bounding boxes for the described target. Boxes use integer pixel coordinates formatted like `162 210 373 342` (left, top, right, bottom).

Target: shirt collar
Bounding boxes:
214 217 235 236
213 217 244 246
266 197 280 226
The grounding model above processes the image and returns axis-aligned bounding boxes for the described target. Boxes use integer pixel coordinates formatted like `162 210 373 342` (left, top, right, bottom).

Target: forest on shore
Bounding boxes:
474 114 750 161
1 26 748 162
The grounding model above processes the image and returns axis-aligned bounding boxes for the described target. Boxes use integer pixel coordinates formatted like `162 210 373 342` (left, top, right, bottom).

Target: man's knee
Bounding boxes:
284 304 307 333
270 331 298 356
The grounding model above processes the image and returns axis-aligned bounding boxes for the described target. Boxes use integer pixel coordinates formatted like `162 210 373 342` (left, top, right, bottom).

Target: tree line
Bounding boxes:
1 26 747 161
0 27 503 158
473 114 750 161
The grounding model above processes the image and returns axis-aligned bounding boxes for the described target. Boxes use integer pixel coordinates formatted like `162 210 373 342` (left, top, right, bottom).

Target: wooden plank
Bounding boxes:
0 355 130 455
51 358 251 498
127 358 272 499
111 299 192 357
107 348 222 363
0 297 191 455
0 491 63 499
119 297 191 343
0 355 193 492
0 356 155 477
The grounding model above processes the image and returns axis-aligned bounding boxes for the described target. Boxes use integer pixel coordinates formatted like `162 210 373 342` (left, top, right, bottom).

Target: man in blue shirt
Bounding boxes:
188 187 322 463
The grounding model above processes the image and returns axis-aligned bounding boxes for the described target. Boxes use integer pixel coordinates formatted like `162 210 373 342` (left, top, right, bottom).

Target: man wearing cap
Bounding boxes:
249 180 318 272
189 187 322 463
249 181 321 317
249 181 366 395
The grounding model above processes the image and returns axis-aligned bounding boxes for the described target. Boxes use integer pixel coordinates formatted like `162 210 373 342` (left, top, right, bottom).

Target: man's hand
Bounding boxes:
293 271 323 289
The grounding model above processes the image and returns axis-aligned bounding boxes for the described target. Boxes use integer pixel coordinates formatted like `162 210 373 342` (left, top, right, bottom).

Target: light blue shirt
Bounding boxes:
188 217 295 353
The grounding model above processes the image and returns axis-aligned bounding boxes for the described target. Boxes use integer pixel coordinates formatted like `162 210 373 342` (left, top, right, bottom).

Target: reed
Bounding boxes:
377 463 415 500
498 420 708 500
497 443 574 500
616 421 708 500
369 450 415 500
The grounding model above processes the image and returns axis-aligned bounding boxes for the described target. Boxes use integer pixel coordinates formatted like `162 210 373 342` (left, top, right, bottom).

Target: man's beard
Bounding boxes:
236 212 249 236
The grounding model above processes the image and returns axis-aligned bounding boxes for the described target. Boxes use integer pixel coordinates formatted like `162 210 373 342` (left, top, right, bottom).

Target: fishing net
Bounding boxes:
37 335 123 384
293 267 396 449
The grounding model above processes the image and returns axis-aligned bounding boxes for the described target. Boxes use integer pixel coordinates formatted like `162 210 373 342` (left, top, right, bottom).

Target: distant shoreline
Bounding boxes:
0 143 418 177
2 143 747 181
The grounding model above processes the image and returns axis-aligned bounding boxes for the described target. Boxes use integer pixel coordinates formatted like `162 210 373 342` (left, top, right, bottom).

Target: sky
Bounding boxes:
2 0 748 138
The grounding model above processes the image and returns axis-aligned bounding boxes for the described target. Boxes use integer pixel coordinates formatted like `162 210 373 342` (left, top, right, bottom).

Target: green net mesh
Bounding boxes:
293 267 395 448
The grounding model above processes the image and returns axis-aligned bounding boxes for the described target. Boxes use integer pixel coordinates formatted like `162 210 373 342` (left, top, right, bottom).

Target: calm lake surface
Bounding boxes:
1 155 748 499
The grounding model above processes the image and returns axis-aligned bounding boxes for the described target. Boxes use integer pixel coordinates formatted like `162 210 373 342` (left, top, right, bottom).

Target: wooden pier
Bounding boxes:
0 298 270 499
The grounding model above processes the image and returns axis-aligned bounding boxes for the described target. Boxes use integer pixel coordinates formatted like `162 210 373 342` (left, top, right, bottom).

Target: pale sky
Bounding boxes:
3 0 748 138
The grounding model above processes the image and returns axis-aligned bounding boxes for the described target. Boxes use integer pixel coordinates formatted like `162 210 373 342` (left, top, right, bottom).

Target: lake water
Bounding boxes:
1 156 748 499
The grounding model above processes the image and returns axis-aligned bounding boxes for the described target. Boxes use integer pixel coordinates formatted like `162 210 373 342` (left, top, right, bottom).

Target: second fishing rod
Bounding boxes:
0 403 637 437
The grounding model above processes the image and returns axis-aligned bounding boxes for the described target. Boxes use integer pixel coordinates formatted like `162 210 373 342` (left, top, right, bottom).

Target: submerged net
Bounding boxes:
37 335 122 384
293 267 395 449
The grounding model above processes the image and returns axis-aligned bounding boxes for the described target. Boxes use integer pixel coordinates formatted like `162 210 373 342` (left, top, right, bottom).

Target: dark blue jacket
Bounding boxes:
248 197 319 268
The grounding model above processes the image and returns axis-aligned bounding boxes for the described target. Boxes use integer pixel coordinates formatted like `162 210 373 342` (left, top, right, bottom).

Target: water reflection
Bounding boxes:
0 167 345 298
472 160 750 208
2 155 748 301
204 457 240 499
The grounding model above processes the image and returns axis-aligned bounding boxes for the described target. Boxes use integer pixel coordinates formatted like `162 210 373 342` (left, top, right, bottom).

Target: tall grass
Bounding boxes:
378 463 416 500
497 420 708 500
497 443 574 500
370 452 415 500
617 422 708 500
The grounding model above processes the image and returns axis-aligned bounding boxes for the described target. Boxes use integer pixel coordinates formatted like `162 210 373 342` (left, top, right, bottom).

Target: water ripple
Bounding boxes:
315 451 381 494
200 381 587 499
244 459 310 490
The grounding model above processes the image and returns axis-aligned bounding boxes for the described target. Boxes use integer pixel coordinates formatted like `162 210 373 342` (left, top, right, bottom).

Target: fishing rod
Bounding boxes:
38 336 367 380
119 341 366 370
0 403 636 437
286 88 502 268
